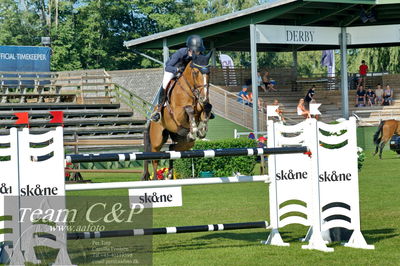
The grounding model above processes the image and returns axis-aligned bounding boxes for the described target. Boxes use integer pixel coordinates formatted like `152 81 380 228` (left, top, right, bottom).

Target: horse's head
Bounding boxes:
186 51 212 104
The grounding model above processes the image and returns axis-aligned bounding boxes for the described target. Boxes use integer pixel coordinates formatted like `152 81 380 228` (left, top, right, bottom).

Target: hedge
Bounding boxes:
174 138 258 178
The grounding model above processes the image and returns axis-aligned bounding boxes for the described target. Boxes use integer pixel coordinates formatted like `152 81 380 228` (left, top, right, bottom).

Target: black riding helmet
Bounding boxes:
186 35 205 53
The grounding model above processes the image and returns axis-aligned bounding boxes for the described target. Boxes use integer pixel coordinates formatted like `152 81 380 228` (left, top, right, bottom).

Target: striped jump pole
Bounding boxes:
64 146 309 163
65 175 269 191
64 221 268 240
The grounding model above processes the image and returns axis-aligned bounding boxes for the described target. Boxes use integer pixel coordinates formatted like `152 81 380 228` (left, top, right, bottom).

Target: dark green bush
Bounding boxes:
174 138 258 178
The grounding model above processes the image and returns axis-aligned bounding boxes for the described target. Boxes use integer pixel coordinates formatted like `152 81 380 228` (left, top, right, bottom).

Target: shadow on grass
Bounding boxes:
192 231 266 242
362 228 398 244
152 240 257 253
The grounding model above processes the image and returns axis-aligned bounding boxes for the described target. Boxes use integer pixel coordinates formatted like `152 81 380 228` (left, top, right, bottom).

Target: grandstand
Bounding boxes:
0 69 150 155
208 67 400 126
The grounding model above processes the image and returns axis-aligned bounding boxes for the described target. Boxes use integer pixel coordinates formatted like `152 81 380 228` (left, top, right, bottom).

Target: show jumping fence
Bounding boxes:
0 117 374 265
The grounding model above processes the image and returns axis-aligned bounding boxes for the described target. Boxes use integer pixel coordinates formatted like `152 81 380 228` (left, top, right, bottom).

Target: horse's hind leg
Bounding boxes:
373 143 379 156
379 139 388 159
379 142 385 159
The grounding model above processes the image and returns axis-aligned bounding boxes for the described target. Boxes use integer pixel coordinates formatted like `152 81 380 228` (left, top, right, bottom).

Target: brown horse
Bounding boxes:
142 52 213 180
373 119 400 159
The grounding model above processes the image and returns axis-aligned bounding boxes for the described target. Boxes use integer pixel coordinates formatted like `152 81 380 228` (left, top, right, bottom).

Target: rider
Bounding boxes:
151 35 205 122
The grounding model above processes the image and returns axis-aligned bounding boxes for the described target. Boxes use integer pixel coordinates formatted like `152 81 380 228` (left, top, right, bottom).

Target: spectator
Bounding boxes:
304 85 316 109
248 132 255 140
375 84 384 105
356 85 366 107
273 99 285 122
257 136 268 174
248 92 262 110
257 71 267 93
358 60 368 88
237 86 251 105
262 71 277 92
383 84 393 106
366 87 376 106
257 136 267 148
297 98 311 119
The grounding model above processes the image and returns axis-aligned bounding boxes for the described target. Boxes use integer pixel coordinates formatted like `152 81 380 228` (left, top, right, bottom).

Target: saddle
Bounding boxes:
165 78 178 105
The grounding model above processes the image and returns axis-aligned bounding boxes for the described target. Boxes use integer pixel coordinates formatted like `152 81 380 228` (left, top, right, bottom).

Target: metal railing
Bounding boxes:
352 109 400 125
209 83 269 131
112 84 153 118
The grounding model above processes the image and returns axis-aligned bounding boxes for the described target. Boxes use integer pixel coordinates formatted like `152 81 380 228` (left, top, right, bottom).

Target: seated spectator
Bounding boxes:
237 86 251 105
248 92 262 110
262 71 277 92
366 87 376 106
375 84 384 105
383 84 393 105
257 71 267 93
297 98 311 119
355 86 366 107
273 99 285 122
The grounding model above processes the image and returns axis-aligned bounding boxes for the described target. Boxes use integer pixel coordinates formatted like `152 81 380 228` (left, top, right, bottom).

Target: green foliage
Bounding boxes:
357 147 365 171
174 138 258 178
1 0 400 74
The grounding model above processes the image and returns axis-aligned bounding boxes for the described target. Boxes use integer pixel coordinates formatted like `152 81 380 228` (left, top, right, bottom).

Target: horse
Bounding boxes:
142 52 213 180
373 119 400 159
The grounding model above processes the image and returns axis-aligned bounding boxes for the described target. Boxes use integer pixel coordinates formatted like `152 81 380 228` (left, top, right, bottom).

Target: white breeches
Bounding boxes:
162 72 175 89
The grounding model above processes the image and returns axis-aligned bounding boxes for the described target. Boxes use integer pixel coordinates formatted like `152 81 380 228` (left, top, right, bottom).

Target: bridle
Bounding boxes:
179 62 210 104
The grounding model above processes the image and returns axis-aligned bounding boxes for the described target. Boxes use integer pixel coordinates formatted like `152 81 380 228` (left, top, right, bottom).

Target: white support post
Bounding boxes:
301 119 333 252
210 40 216 67
163 38 169 66
250 24 259 136
340 27 349 119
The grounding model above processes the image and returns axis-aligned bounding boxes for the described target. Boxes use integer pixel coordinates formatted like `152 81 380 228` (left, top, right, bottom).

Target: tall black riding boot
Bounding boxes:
151 89 166 122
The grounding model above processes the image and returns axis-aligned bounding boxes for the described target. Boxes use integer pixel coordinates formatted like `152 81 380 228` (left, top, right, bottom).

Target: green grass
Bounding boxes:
206 115 251 140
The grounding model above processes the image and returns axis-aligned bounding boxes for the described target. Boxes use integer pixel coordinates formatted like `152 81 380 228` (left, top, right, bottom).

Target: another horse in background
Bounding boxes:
142 52 213 180
373 119 400 159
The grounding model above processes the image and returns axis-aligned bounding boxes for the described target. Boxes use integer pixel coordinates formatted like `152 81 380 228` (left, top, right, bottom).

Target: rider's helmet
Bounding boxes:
186 35 205 53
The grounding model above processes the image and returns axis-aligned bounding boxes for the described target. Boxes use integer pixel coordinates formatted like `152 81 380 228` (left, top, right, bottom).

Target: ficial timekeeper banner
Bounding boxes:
0 46 51 72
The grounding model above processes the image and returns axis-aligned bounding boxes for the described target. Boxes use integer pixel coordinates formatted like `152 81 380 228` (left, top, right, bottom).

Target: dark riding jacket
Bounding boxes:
165 48 193 75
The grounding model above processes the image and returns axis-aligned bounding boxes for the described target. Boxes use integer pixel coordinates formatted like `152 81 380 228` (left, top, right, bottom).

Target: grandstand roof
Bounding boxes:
124 0 400 52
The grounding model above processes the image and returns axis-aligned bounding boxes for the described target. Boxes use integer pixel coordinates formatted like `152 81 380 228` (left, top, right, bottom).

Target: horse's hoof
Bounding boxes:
197 130 207 139
187 133 196 142
141 173 150 181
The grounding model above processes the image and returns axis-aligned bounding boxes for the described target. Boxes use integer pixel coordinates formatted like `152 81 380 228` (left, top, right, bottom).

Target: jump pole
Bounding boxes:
65 175 269 191
64 146 309 163
62 221 268 240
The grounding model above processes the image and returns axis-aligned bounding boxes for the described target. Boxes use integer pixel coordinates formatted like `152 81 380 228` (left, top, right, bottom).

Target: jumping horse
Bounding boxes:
373 119 400 159
142 52 213 180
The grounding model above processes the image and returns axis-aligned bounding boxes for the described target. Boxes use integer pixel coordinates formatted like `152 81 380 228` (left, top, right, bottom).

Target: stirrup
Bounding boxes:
151 111 161 122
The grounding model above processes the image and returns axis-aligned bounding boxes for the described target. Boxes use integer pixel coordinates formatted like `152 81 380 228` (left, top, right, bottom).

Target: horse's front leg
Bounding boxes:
197 103 212 139
184 105 198 141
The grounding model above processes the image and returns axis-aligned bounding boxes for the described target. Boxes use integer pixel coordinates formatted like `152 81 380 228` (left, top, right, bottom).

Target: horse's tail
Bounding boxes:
373 120 385 145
